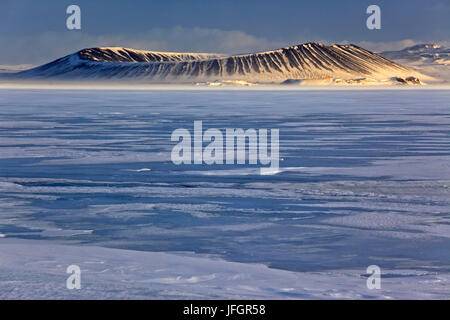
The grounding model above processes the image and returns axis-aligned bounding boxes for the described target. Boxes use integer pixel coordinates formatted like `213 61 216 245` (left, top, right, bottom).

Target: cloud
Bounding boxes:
355 40 422 52
0 26 284 65
0 26 448 65
342 39 450 53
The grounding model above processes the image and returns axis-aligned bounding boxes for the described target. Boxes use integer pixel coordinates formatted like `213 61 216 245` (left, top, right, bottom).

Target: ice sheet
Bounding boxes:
0 89 449 298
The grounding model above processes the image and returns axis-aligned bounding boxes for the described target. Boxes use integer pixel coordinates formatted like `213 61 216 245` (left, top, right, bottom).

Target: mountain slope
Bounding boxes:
78 47 225 63
14 43 424 83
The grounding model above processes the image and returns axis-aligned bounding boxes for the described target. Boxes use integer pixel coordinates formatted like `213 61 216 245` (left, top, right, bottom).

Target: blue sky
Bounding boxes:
1 0 449 64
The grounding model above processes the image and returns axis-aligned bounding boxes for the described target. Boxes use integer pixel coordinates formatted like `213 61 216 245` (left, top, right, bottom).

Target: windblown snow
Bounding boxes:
13 43 426 84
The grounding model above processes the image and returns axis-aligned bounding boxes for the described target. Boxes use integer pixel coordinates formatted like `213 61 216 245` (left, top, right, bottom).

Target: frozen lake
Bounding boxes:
0 89 449 299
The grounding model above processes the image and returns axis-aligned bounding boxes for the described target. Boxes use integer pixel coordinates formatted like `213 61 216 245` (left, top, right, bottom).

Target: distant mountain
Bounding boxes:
11 43 425 84
380 44 449 83
381 44 450 62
